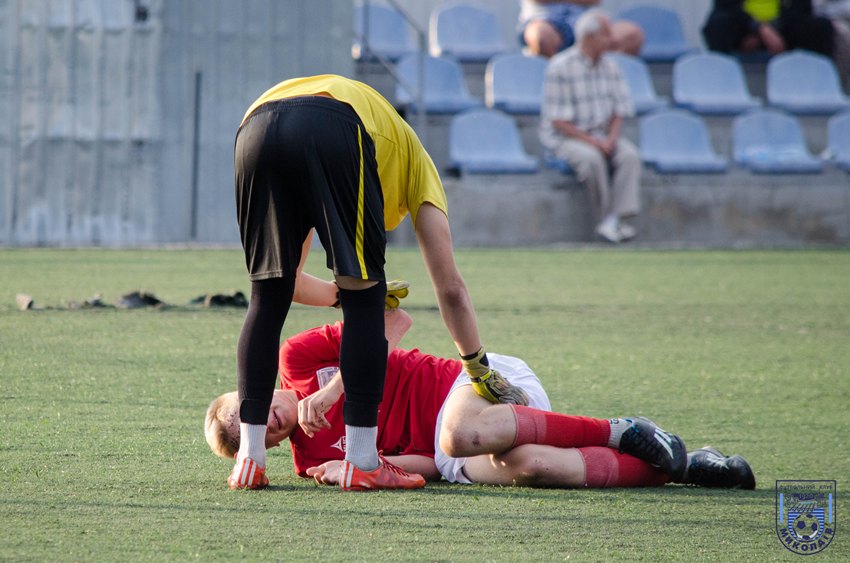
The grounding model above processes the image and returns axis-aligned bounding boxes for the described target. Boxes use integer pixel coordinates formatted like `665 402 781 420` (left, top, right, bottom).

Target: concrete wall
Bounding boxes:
0 0 353 246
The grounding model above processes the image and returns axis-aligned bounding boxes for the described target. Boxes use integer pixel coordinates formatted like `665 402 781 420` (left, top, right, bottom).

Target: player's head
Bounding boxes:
204 389 298 459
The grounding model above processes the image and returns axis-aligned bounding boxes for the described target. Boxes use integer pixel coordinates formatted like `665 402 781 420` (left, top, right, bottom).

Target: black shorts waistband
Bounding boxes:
243 96 361 126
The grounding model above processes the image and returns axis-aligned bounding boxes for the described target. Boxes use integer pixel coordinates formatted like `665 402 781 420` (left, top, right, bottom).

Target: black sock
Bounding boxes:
237 277 295 424
339 281 387 427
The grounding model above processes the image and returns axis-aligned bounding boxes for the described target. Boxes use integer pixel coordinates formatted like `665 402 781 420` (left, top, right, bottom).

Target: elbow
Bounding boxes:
437 280 469 312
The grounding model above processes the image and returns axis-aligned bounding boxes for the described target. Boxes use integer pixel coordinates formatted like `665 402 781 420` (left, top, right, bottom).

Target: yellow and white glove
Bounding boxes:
331 279 410 309
384 279 410 310
461 347 529 406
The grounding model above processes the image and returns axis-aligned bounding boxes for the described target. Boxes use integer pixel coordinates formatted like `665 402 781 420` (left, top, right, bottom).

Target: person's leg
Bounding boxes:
336 276 386 472
462 445 669 488
523 20 562 57
831 19 850 92
235 276 295 469
780 14 834 55
611 21 644 56
231 104 311 489
702 7 756 53
439 386 618 458
555 138 611 222
610 137 642 239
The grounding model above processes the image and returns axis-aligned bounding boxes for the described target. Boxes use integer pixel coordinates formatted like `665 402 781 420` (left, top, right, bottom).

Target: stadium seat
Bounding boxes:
352 3 416 62
543 151 574 175
429 2 507 63
449 108 538 174
485 53 547 115
615 4 694 62
639 109 728 173
394 53 482 114
827 111 850 172
606 53 669 115
673 52 761 115
732 109 823 173
767 50 850 115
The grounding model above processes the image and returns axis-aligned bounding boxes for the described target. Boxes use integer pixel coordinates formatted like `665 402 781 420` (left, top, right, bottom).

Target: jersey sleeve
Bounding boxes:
278 323 343 395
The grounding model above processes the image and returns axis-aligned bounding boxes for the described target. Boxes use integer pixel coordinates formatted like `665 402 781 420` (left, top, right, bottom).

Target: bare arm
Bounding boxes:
292 231 338 306
306 454 440 484
414 203 481 356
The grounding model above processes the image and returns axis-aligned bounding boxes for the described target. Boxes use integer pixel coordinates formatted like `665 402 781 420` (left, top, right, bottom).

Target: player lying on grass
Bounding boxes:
206 308 755 490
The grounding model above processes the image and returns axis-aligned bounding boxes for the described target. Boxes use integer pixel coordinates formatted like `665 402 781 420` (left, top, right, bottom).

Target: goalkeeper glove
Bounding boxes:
460 347 529 406
384 279 409 310
330 279 410 310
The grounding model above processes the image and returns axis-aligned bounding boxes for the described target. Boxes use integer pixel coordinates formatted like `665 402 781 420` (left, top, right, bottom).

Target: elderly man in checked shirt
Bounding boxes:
540 9 641 244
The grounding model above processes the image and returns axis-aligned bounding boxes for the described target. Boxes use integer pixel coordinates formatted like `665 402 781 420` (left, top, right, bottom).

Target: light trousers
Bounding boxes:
553 137 642 221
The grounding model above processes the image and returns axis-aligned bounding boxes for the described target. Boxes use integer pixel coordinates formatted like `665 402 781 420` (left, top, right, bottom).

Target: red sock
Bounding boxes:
578 446 670 488
510 405 611 448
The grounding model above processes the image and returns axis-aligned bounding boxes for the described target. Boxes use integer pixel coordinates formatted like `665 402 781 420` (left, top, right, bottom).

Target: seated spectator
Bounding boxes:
815 0 850 90
702 0 834 57
518 0 644 58
540 10 641 244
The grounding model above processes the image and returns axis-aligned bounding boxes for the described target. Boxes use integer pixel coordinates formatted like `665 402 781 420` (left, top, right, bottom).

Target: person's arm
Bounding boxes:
291 231 339 307
296 308 414 437
305 454 440 484
413 203 481 356
603 114 623 155
552 119 609 154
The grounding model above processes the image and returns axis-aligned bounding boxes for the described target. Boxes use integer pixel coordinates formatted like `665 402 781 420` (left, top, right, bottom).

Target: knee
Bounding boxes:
524 21 562 57
574 152 607 179
613 22 643 56
495 447 552 486
440 424 480 458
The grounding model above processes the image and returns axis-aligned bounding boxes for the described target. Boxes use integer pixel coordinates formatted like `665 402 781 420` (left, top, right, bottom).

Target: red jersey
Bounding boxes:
278 322 462 477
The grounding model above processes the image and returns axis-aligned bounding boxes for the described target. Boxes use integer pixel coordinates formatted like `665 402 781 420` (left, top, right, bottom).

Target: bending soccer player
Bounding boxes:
207 309 755 491
232 75 526 491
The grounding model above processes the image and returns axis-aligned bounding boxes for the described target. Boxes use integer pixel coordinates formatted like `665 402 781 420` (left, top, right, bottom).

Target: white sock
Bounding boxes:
237 423 267 467
607 418 632 449
344 425 379 471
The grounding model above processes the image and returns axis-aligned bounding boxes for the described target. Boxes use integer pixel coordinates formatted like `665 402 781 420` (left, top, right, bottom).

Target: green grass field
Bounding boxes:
1 248 848 561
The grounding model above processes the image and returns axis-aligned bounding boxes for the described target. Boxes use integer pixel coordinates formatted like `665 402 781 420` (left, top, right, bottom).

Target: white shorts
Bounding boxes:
433 354 551 484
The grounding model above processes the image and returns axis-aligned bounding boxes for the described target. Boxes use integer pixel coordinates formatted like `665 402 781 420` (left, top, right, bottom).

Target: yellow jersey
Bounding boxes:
242 75 447 231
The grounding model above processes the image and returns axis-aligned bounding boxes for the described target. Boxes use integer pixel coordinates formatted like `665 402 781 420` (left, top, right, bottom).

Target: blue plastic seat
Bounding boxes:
606 53 669 115
449 108 538 174
733 109 822 173
395 53 482 114
767 50 850 115
673 52 761 115
429 2 507 62
615 4 693 62
827 111 850 172
352 3 416 62
639 109 728 173
485 53 547 115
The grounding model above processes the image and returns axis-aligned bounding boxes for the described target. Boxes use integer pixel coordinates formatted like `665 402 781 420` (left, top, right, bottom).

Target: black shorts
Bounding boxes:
235 96 386 281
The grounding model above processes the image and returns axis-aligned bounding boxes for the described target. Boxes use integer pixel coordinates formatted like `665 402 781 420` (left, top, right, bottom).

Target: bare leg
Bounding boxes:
464 445 586 487
524 19 564 58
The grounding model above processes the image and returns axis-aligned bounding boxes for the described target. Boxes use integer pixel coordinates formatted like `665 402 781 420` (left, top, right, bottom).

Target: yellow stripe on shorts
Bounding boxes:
355 126 368 279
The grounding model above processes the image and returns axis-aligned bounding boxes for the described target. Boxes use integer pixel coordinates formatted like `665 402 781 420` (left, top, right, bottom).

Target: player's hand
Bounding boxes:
461 347 529 406
298 385 342 438
306 460 343 486
385 279 410 309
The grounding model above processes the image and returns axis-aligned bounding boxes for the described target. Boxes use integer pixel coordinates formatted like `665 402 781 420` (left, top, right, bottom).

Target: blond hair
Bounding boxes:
204 391 240 459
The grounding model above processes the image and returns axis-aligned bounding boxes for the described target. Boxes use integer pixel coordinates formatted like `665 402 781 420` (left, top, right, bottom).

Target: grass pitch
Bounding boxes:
1 248 848 561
